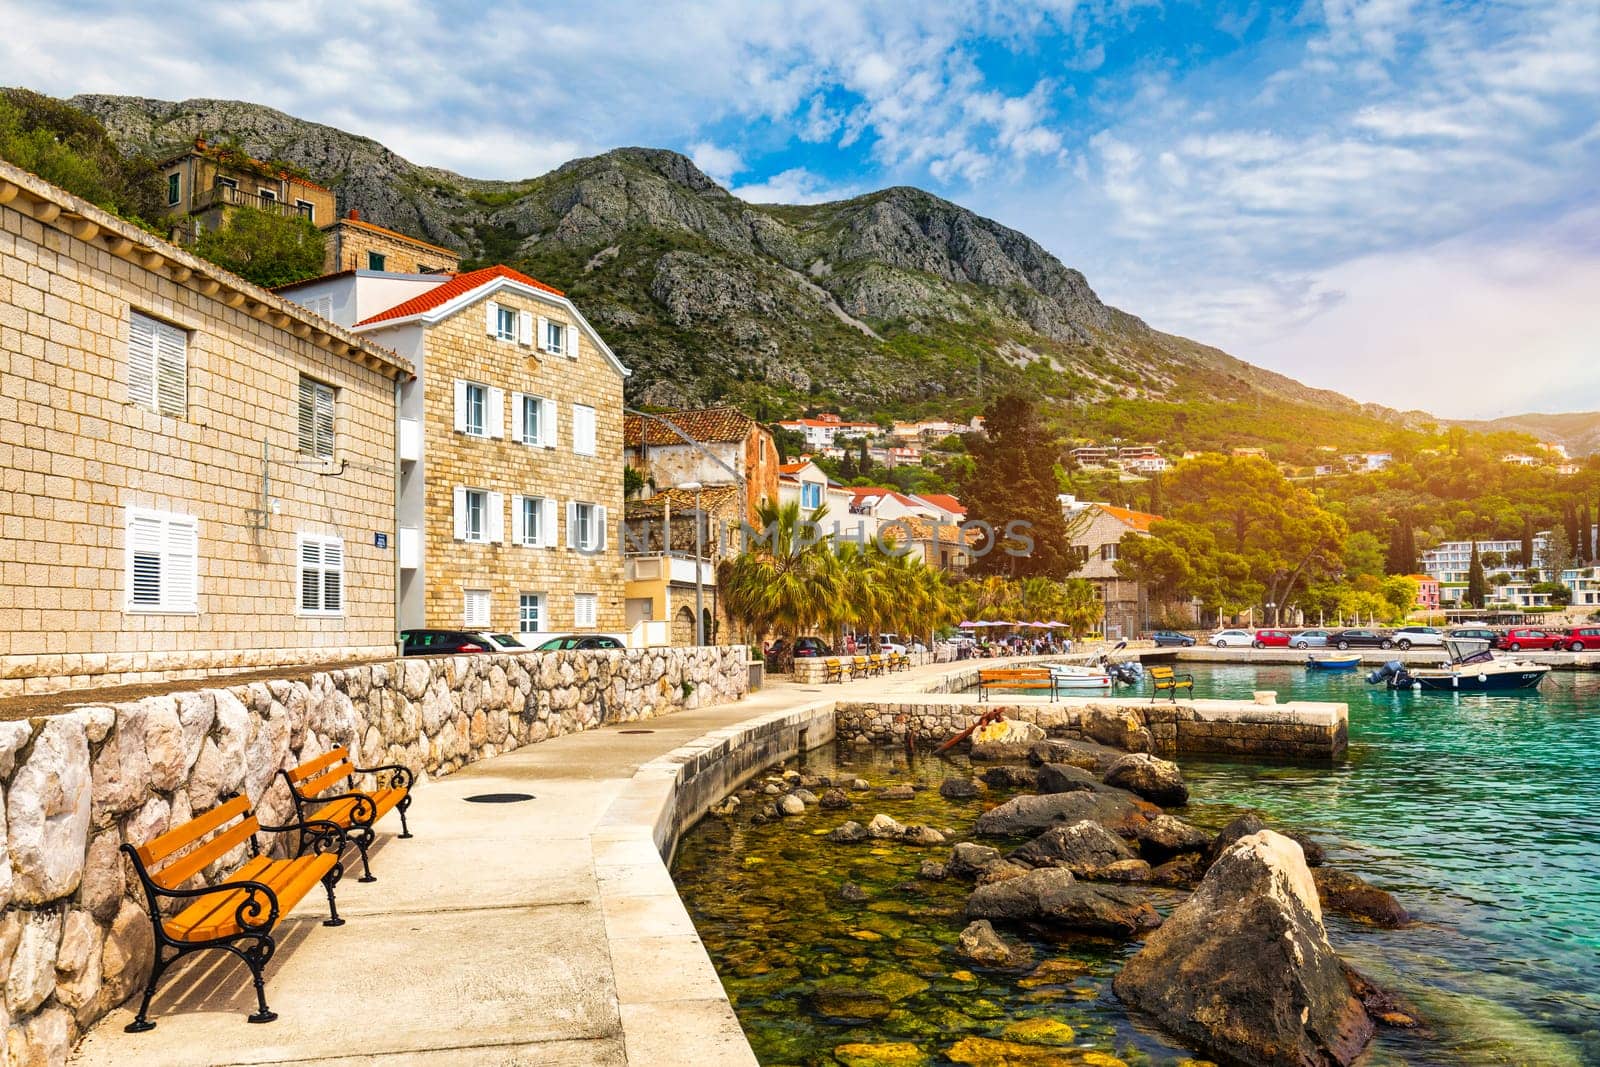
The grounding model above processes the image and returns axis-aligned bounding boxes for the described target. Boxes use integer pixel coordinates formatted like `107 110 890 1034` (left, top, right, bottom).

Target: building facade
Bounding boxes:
321 209 461 276
160 138 337 238
0 160 409 694
282 265 627 641
776 413 878 450
1064 499 1161 639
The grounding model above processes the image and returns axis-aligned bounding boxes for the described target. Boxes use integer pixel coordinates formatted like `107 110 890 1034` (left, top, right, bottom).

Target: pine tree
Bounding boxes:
1466 541 1487 609
1386 519 1417 575
1579 504 1593 564
857 439 872 477
962 393 1080 578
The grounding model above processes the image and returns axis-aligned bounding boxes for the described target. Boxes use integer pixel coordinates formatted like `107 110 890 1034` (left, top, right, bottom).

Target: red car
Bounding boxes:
1561 626 1600 652
1252 629 1293 648
1496 628 1564 652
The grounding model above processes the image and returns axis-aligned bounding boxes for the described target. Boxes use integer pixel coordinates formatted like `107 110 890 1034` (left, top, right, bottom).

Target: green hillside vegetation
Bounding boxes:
0 88 165 225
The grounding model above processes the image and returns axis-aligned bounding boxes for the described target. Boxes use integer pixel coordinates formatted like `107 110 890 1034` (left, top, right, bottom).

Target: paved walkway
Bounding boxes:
74 658 977 1067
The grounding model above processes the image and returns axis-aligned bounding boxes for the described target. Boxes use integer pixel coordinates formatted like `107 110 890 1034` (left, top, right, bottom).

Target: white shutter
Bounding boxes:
595 505 607 551
299 536 321 611
453 380 468 432
322 539 343 612
510 392 525 442
541 498 557 548
127 312 157 410
566 502 577 548
165 516 198 611
518 310 534 347
486 491 505 543
536 316 550 353
566 325 579 360
487 388 505 439
453 486 468 540
126 510 163 607
542 398 557 448
485 300 499 337
511 495 525 545
155 323 187 417
573 405 596 456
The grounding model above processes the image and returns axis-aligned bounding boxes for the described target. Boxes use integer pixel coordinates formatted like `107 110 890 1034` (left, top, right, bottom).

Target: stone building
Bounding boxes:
1064 499 1160 639
0 159 411 694
281 265 628 640
623 407 779 523
321 209 460 275
158 137 336 238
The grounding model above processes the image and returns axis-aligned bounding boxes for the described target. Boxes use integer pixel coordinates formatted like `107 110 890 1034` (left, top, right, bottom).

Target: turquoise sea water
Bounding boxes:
1174 663 1600 1066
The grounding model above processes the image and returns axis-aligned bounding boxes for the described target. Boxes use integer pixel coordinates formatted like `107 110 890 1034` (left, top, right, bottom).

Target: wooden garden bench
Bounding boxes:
889 651 911 672
120 794 348 1032
1148 665 1195 702
867 653 887 676
852 655 872 678
279 747 414 883
977 667 1058 703
823 657 848 683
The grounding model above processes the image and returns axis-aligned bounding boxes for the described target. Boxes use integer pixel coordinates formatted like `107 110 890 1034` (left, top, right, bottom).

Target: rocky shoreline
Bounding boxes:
708 731 1419 1067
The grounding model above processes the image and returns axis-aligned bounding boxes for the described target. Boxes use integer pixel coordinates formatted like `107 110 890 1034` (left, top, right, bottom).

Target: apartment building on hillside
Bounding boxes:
321 209 461 276
281 264 627 640
159 137 336 238
0 160 410 694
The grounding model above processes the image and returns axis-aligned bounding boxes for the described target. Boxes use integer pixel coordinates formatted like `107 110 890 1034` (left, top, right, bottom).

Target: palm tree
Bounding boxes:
717 499 835 669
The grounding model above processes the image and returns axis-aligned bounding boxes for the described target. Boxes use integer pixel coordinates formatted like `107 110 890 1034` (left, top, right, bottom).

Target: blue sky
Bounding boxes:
4 0 1597 418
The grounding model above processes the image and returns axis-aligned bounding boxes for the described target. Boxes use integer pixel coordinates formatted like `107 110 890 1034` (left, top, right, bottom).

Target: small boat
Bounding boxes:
1367 638 1549 693
1307 654 1361 671
1049 664 1113 690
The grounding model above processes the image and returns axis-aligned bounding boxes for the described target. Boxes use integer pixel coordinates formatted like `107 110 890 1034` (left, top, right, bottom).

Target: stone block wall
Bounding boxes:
0 645 747 1063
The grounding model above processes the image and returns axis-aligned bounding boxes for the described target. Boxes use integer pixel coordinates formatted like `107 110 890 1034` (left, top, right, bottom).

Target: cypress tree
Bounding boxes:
1565 506 1583 567
1466 541 1487 609
1579 504 1593 563
1386 519 1417 575
857 439 872 477
1521 519 1535 574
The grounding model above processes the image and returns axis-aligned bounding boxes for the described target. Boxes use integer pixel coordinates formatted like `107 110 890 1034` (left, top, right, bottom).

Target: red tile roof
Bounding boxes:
1099 504 1162 533
917 493 965 515
356 265 563 325
624 407 759 446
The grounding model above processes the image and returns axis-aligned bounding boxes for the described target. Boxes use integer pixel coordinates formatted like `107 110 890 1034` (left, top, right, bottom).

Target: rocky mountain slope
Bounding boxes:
1446 412 1600 459
74 93 1415 445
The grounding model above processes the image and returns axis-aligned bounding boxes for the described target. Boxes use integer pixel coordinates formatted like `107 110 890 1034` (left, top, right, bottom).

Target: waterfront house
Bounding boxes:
1422 535 1549 604
0 160 410 694
280 264 627 641
1064 501 1162 639
776 413 878 450
159 137 336 239
1408 575 1441 612
623 407 778 524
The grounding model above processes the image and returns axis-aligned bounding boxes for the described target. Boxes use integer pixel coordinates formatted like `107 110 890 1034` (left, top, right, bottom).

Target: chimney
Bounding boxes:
347 208 362 221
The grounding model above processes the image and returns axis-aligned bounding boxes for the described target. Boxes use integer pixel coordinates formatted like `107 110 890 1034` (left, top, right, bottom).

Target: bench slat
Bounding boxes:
136 795 251 869
285 746 351 785
300 761 355 797
151 813 260 890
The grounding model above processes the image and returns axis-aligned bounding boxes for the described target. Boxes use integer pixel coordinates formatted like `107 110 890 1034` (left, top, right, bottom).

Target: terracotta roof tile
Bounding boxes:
356 265 563 325
917 493 965 514
624 407 758 446
1098 504 1162 532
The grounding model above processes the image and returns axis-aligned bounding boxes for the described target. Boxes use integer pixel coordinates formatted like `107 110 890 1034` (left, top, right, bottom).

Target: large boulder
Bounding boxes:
945 842 1005 880
979 765 1038 790
1312 868 1410 928
1007 820 1135 874
1204 813 1268 867
1034 763 1108 795
973 790 1148 838
964 867 1161 937
1130 813 1211 861
954 919 1032 968
1114 830 1374 1067
1103 753 1189 807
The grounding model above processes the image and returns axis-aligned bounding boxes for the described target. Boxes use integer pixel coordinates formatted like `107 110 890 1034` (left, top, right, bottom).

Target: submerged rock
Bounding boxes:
849 778 873 791
1313 867 1410 928
1007 820 1134 874
777 794 805 816
833 1042 929 1067
1000 1017 1076 1046
980 765 1038 789
968 741 1037 762
973 790 1148 837
1148 854 1206 887
947 1035 1128 1066
839 881 868 903
1103 752 1189 806
964 867 1161 937
1130 813 1210 861
868 814 907 839
900 824 946 846
827 821 869 843
1114 830 1374 1067
880 783 916 800
946 842 1004 880
955 919 1032 968
791 788 819 805
1027 737 1120 770
1341 961 1427 1030
939 777 986 800
819 788 852 810
1035 762 1108 795
919 860 948 881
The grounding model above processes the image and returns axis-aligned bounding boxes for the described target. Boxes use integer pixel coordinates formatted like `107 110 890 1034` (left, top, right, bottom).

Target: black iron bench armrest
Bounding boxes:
353 762 414 790
120 844 282 936
256 817 351 857
284 789 379 825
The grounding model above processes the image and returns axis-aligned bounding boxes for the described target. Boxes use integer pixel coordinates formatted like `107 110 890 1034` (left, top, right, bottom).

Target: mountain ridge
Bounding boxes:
62 92 1588 456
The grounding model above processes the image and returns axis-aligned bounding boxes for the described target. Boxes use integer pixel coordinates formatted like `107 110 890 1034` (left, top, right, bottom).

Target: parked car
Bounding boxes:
1252 629 1293 648
534 634 625 651
1149 630 1196 647
401 629 496 656
476 632 531 652
1448 627 1500 646
1390 626 1445 650
1290 629 1331 649
1562 626 1600 652
1496 627 1564 652
1326 629 1392 650
766 636 831 661
869 633 909 655
1209 629 1254 648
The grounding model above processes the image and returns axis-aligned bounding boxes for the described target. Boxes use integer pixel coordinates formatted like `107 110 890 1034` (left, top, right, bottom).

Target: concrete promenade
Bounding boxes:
72 658 970 1067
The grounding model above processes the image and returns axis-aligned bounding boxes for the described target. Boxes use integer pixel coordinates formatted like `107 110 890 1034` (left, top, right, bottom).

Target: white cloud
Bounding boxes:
730 168 855 204
689 142 744 185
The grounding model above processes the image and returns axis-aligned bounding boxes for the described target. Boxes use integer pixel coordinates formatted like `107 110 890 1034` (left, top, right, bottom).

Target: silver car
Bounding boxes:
1210 629 1254 648
1291 629 1331 649
1391 626 1445 650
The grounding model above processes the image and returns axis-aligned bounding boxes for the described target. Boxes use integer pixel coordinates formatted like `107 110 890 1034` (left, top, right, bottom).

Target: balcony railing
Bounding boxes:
190 184 315 222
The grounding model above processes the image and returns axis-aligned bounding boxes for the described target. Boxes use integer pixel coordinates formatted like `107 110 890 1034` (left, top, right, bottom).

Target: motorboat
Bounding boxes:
1049 664 1113 690
1306 654 1362 671
1367 638 1549 693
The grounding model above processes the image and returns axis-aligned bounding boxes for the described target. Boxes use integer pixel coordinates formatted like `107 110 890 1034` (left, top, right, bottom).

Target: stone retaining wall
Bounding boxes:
834 697 1347 761
0 646 747 1064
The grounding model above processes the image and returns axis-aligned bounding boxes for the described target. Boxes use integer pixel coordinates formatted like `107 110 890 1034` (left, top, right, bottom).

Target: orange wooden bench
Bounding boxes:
279 747 414 883
977 667 1059 703
121 795 348 1032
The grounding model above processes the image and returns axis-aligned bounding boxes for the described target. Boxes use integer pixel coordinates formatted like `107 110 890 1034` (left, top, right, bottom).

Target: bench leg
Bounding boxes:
125 946 177 1033
322 867 346 927
243 937 279 1024
397 794 414 839
349 825 377 883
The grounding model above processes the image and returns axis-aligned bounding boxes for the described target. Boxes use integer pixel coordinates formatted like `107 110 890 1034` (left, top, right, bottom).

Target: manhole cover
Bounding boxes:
618 729 654 734
463 793 535 804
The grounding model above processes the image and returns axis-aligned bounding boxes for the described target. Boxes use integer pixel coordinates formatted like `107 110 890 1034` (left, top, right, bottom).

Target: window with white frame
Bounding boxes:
125 507 198 612
297 376 335 459
512 494 548 547
453 487 503 544
568 501 605 552
463 588 491 627
572 404 596 456
454 380 502 438
573 592 597 629
259 188 276 204
801 482 822 509
512 392 555 447
518 592 544 633
494 305 518 342
295 199 315 222
544 320 565 355
128 310 187 417
297 534 344 614
463 382 486 436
